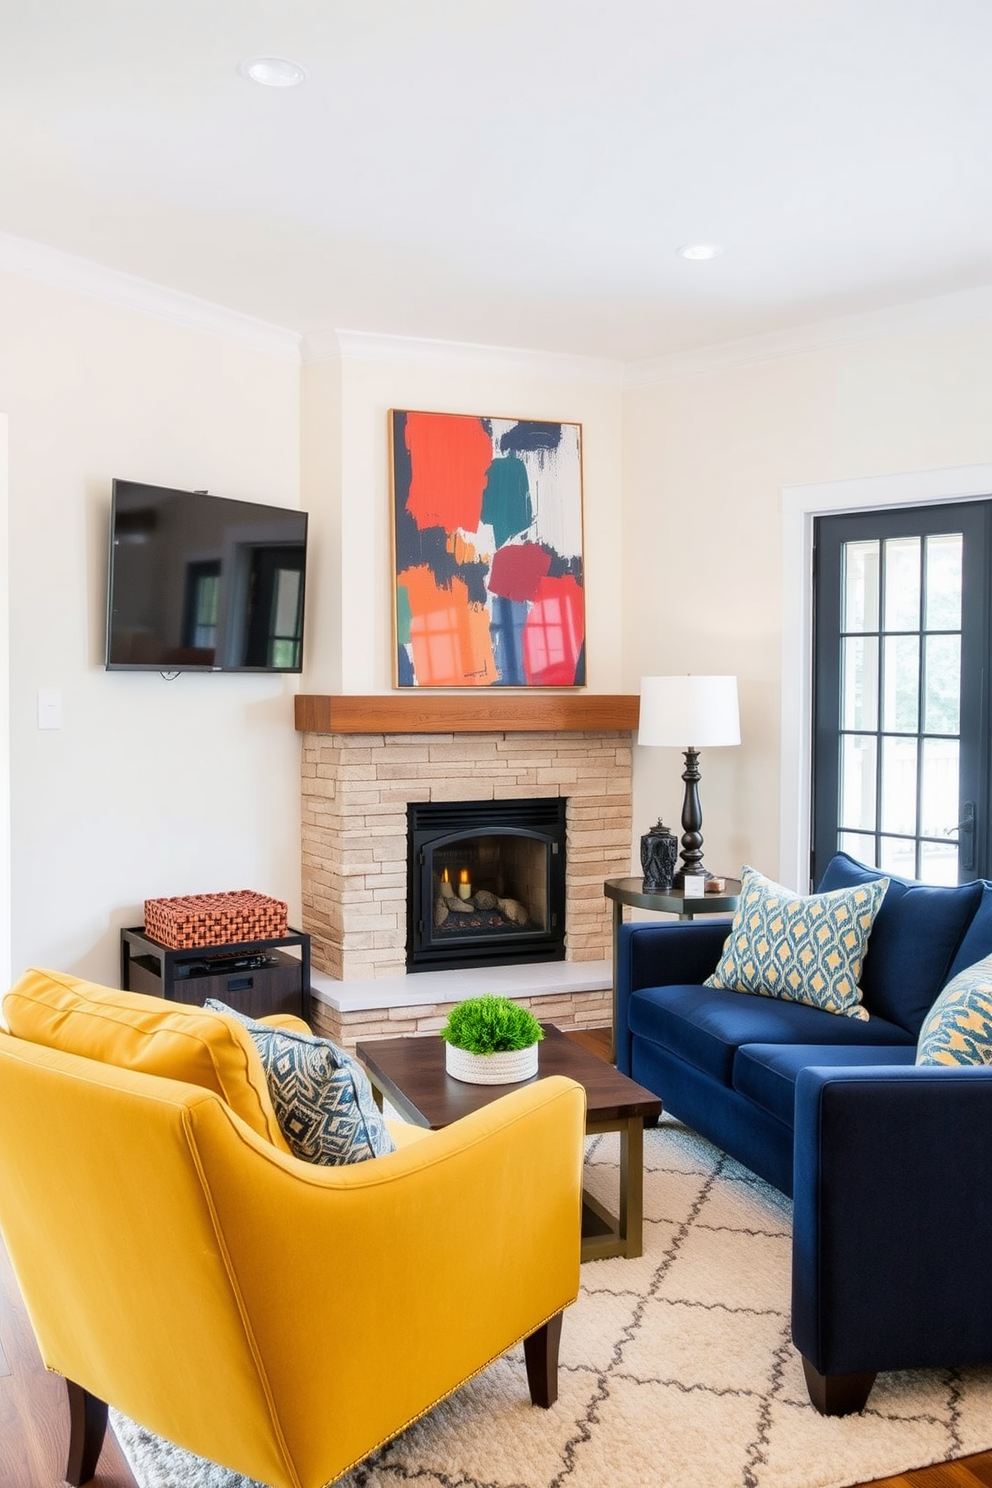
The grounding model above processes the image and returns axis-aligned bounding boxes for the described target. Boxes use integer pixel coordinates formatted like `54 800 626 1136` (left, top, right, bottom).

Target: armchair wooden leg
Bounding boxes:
802 1356 876 1416
523 1311 563 1409
65 1379 108 1486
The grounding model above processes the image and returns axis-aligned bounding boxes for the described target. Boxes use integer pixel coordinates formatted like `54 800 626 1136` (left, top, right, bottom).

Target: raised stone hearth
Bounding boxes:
298 696 637 1014
308 960 613 1051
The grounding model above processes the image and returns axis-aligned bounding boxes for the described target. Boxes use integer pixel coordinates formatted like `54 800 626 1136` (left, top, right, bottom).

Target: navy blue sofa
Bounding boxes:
615 852 992 1414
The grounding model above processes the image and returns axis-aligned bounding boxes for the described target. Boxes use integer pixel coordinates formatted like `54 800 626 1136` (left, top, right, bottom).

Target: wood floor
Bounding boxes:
0 1025 989 1488
0 1228 137 1487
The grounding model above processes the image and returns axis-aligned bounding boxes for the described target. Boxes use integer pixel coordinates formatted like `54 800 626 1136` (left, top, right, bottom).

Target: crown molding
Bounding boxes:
0 230 302 362
624 283 992 388
302 327 626 386
4 226 990 387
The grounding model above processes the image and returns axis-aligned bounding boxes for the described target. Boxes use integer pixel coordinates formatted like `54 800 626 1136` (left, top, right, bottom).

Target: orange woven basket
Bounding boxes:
143 890 288 950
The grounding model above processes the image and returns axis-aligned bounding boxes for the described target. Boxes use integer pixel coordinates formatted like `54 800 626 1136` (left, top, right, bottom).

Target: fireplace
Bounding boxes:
407 798 566 972
298 696 637 983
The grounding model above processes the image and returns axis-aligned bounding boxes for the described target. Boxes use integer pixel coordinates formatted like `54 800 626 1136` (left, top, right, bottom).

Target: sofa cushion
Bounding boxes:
915 953 992 1067
817 853 983 1034
2 968 289 1151
206 1000 396 1164
734 1042 916 1125
628 983 912 1086
704 865 888 1020
945 883 992 982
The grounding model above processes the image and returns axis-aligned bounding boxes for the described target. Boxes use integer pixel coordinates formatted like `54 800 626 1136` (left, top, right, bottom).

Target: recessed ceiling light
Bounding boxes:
677 244 723 261
240 56 307 88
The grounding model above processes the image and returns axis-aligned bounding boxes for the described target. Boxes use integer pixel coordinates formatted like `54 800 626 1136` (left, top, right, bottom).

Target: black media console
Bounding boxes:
120 925 311 1023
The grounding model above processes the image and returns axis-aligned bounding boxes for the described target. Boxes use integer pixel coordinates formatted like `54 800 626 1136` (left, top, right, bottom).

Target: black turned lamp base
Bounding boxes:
674 747 711 889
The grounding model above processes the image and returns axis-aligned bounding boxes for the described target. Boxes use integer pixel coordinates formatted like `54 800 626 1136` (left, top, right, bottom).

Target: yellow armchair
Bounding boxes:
0 971 586 1488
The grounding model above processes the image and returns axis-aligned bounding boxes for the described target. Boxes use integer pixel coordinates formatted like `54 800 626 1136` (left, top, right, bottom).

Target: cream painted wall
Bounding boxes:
624 318 992 887
301 358 343 692
0 274 303 985
300 355 625 694
7 262 992 988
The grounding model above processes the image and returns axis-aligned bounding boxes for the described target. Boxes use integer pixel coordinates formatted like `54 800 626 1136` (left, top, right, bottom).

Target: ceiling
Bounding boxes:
2 0 991 363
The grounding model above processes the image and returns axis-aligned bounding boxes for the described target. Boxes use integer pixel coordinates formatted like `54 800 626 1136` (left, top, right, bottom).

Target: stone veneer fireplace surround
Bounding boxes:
296 694 638 1046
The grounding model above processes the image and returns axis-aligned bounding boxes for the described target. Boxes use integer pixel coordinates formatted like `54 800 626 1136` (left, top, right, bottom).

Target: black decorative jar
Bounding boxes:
640 819 678 891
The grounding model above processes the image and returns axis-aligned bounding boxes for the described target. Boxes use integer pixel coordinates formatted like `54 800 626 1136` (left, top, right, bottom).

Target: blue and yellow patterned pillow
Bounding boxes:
205 1001 395 1164
704 865 889 1020
915 953 992 1065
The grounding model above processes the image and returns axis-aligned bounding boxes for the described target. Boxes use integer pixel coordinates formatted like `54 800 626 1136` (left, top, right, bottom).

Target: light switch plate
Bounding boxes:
37 689 62 730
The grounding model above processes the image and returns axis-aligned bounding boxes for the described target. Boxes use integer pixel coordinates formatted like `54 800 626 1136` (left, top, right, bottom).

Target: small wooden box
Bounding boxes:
143 890 289 949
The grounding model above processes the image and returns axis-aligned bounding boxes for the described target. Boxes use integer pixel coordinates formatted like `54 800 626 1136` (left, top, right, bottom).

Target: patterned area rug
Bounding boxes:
111 1119 992 1488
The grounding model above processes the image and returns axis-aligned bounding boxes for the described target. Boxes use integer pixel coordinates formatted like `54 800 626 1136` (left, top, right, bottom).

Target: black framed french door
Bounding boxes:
811 500 991 888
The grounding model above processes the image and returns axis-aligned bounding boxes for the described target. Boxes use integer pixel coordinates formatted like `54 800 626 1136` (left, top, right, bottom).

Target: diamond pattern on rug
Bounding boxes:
111 1118 992 1488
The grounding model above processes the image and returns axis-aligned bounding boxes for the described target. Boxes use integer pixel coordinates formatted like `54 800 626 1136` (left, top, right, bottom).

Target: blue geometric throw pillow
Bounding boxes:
915 953 992 1066
204 1001 395 1164
704 864 889 1020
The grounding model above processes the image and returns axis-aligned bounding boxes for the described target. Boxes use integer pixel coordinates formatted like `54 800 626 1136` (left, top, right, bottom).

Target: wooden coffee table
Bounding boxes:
356 1023 662 1262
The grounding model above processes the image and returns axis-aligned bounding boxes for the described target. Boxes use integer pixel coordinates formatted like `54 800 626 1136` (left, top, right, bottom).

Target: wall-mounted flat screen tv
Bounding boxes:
106 479 308 672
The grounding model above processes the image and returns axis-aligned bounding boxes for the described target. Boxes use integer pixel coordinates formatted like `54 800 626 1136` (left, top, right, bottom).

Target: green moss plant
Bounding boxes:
439 995 544 1055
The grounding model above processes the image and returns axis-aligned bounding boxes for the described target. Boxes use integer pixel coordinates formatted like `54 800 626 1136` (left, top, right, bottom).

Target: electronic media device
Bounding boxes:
106 479 308 673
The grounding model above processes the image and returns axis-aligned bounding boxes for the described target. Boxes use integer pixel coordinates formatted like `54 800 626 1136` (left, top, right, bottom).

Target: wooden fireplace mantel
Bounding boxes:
295 693 640 735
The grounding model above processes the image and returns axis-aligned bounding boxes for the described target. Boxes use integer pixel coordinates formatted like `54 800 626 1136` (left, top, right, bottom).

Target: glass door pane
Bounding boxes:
882 536 920 631
925 534 962 628
880 736 918 836
842 541 879 631
840 637 878 731
923 633 960 735
839 736 876 832
881 635 919 733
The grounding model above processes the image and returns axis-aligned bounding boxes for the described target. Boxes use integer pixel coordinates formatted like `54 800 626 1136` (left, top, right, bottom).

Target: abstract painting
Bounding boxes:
390 411 585 688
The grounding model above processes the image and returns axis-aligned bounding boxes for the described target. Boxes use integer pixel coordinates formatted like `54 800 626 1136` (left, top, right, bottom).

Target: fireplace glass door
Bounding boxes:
407 798 566 971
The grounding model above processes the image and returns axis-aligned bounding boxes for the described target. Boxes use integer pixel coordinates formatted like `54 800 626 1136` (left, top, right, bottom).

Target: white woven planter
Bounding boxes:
444 1041 540 1085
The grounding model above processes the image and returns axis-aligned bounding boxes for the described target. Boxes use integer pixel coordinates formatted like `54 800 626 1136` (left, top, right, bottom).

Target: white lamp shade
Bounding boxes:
638 675 741 748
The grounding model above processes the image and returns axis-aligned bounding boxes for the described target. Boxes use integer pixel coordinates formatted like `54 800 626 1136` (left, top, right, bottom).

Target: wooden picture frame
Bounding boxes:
390 410 585 688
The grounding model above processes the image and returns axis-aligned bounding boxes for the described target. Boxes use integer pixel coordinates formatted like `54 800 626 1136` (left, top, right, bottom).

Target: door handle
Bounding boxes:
946 802 976 873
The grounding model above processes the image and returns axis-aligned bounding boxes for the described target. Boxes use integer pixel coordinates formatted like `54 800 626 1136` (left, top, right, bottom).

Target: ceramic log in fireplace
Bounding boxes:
407 798 567 972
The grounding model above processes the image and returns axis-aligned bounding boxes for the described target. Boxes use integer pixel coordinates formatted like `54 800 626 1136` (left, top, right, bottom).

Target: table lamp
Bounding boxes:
638 675 741 887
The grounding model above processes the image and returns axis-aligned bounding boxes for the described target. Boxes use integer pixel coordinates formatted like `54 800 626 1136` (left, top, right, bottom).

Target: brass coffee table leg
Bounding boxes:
619 1113 644 1257
581 1113 645 1261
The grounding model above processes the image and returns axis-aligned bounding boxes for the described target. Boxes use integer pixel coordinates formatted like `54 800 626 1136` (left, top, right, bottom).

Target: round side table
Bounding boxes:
603 876 741 1061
